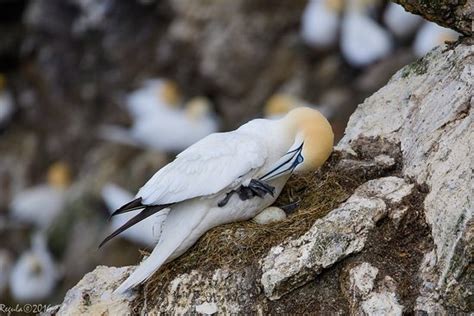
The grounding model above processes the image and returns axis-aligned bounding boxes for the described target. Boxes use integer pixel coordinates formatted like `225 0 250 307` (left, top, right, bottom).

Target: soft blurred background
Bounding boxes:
0 0 459 306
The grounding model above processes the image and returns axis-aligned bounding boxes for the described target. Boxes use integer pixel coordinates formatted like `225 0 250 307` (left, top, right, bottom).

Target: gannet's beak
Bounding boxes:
259 141 304 181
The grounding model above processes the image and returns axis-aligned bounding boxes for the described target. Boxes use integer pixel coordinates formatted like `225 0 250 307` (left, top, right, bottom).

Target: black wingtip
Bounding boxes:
99 203 172 248
109 197 144 219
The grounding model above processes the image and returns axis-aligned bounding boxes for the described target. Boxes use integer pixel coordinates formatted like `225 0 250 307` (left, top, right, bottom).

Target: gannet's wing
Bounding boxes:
138 131 267 205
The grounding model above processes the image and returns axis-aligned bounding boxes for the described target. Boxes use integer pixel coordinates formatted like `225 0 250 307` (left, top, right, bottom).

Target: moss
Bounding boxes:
401 58 429 78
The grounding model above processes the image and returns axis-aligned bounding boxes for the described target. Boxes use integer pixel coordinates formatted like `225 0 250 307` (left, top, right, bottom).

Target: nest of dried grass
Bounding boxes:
133 153 366 310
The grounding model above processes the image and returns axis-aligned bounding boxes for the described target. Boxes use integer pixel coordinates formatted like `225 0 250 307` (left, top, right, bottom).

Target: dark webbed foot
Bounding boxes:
217 179 276 207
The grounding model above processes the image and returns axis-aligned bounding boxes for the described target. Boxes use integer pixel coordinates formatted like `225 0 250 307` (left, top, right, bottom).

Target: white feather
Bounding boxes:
383 2 421 38
341 11 393 67
137 120 274 205
301 0 340 48
10 234 59 302
9 185 66 229
413 22 459 57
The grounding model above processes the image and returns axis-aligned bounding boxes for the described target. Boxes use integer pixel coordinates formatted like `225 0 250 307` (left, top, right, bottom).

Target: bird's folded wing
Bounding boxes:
137 132 267 205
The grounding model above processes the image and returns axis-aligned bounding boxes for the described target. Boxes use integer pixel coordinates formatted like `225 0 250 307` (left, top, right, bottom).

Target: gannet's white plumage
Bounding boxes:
100 96 218 152
301 0 343 48
9 162 71 229
101 107 334 294
383 2 422 38
341 0 393 67
101 183 167 246
413 22 459 57
125 79 181 120
9 234 59 302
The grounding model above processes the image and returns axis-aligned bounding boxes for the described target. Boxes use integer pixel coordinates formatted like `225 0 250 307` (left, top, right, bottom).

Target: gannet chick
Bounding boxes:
9 162 71 229
9 234 59 302
413 22 459 57
301 0 344 48
0 250 13 295
102 96 218 152
383 2 422 39
125 79 181 120
101 183 167 247
99 107 334 294
341 0 393 67
0 74 14 129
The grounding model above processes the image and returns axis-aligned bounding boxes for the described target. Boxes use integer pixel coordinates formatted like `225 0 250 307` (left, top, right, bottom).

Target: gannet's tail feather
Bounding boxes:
114 202 208 294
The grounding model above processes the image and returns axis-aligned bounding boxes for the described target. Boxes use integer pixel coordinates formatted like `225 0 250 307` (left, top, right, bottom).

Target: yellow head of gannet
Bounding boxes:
47 162 72 189
185 96 213 120
157 80 181 107
284 107 334 172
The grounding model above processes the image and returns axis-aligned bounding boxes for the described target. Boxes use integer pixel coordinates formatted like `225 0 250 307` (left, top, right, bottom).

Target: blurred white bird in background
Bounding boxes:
0 250 13 296
301 0 344 48
101 183 167 247
341 0 393 67
9 234 59 302
264 93 334 121
0 74 14 129
100 86 219 153
9 162 71 229
383 2 422 39
99 107 334 294
125 78 181 120
413 21 459 57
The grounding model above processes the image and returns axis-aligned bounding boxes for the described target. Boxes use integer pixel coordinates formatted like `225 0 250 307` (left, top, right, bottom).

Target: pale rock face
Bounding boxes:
260 176 413 300
349 262 379 297
253 206 287 225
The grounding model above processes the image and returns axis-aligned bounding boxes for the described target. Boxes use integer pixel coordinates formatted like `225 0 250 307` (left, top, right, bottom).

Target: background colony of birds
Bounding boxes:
0 0 460 303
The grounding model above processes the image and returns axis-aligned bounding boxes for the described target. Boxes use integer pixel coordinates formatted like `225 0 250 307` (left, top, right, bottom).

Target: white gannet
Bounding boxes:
9 234 59 302
341 0 393 67
413 21 459 57
383 2 422 39
125 79 181 120
99 107 334 294
0 74 14 129
301 0 344 48
100 96 219 152
9 162 71 229
101 183 167 247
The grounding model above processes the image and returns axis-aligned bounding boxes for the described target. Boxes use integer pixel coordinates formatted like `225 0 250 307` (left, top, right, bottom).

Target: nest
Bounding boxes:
134 153 366 310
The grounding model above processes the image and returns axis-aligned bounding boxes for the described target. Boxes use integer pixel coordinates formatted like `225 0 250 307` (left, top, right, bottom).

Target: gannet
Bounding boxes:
301 0 344 48
341 0 393 67
100 96 218 152
9 234 59 302
99 107 334 294
383 2 422 39
413 22 459 57
9 162 71 229
101 183 167 247
125 79 181 120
